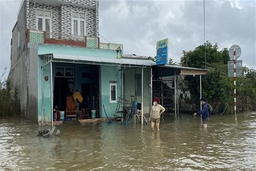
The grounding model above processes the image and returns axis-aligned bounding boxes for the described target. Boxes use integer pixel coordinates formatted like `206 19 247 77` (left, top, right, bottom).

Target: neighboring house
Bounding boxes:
8 0 207 124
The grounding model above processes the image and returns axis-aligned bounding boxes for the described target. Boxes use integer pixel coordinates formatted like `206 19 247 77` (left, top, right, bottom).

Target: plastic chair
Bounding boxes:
134 103 148 125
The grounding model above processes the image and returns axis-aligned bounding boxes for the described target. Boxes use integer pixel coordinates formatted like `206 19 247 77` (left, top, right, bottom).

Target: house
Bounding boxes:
8 0 155 124
8 0 207 125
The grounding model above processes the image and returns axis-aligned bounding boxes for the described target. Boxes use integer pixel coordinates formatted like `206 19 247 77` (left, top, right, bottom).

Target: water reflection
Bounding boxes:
1 113 256 170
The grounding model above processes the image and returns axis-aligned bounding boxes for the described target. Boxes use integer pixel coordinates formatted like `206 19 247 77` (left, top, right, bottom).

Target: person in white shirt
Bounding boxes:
149 97 165 131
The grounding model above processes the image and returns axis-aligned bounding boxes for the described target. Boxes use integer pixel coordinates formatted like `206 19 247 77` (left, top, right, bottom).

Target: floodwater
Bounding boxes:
1 112 256 171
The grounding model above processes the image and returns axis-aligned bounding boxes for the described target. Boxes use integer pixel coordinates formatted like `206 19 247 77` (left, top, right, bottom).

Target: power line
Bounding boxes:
203 0 206 68
99 33 110 43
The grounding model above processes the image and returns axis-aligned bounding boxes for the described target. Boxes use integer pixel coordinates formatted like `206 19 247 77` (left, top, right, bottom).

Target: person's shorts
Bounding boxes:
151 118 160 123
202 117 209 124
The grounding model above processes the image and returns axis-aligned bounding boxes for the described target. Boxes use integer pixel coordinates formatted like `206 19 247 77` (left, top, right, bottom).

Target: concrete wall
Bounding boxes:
100 43 123 51
11 24 19 70
123 67 151 113
17 0 27 55
27 43 39 122
100 65 121 118
8 51 28 116
10 1 27 73
9 42 40 123
38 60 52 123
9 4 29 116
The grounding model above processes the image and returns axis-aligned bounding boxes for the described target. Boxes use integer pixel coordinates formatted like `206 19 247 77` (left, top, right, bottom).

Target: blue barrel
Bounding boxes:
132 101 138 114
132 101 137 108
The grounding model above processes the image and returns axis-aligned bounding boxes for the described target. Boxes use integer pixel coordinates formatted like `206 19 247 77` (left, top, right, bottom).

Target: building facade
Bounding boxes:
9 0 154 124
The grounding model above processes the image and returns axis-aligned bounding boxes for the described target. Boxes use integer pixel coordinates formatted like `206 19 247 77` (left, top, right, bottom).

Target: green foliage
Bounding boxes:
236 68 256 111
0 68 10 116
0 68 21 117
181 41 229 69
0 87 11 116
181 41 255 114
168 58 177 65
0 67 7 89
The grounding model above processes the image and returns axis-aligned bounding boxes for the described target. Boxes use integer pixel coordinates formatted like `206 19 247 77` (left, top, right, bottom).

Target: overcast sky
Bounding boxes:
0 0 255 80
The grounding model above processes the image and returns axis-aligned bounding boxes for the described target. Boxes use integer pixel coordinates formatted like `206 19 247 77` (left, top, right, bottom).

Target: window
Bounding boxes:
72 12 86 37
65 67 74 77
36 9 52 36
55 67 74 78
110 82 117 103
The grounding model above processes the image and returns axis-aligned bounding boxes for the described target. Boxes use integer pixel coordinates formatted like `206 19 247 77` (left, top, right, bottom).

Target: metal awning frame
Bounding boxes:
152 65 208 118
39 53 154 68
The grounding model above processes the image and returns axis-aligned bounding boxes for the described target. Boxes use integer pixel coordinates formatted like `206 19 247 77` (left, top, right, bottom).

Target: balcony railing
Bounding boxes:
27 29 99 48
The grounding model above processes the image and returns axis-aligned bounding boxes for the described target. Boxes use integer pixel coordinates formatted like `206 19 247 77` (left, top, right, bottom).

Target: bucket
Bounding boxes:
91 110 96 118
60 111 65 120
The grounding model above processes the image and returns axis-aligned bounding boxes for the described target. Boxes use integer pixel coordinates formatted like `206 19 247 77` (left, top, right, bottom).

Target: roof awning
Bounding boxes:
40 53 156 67
179 68 207 75
153 64 208 76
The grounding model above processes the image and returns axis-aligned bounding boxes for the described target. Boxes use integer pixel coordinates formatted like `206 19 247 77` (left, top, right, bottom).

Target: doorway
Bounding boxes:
53 78 74 111
81 83 90 109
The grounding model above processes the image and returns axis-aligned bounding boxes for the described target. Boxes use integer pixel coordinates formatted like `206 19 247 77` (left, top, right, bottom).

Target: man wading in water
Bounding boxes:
193 97 209 128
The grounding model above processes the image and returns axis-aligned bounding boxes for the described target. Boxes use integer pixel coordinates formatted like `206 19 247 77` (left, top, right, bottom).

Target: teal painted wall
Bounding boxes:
38 44 115 58
37 44 152 120
37 44 118 120
123 67 151 113
100 65 121 118
38 61 52 122
74 64 98 91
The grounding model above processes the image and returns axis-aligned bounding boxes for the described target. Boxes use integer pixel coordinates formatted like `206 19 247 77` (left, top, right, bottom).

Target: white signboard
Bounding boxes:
229 45 241 60
228 60 243 77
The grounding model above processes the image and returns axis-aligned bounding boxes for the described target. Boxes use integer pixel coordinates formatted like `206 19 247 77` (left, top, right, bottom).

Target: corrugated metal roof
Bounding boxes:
52 53 155 66
156 64 208 71
154 64 208 76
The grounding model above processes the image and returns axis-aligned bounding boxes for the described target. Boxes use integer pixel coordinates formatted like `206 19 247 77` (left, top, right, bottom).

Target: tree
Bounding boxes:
0 67 11 116
0 67 7 89
168 58 177 65
180 41 250 114
236 68 256 111
181 41 227 68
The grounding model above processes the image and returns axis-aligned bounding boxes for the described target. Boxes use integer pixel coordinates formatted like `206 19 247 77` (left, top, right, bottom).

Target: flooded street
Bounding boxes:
1 112 256 171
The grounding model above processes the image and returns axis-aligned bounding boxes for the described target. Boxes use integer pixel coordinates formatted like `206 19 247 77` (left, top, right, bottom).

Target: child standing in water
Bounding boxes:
149 97 165 131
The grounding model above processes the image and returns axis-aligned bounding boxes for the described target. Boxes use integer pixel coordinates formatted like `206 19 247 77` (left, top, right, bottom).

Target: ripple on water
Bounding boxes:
1 114 256 170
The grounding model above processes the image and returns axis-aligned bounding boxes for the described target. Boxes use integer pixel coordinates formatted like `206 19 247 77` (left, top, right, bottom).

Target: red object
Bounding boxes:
56 110 60 121
153 97 160 104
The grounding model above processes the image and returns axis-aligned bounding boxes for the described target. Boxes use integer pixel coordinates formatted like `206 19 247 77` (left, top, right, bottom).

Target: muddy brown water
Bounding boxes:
1 112 256 171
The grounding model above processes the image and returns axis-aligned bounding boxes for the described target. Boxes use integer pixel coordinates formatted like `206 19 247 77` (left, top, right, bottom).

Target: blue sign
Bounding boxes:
156 38 168 65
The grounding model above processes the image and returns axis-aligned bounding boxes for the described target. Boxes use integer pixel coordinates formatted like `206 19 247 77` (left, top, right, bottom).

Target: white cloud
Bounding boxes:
0 0 23 80
99 0 256 68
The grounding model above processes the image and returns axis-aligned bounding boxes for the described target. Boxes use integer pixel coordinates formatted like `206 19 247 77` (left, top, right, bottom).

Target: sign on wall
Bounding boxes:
156 38 168 65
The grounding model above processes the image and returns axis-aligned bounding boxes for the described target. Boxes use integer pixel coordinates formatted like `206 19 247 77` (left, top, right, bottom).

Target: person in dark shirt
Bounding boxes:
193 97 209 128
